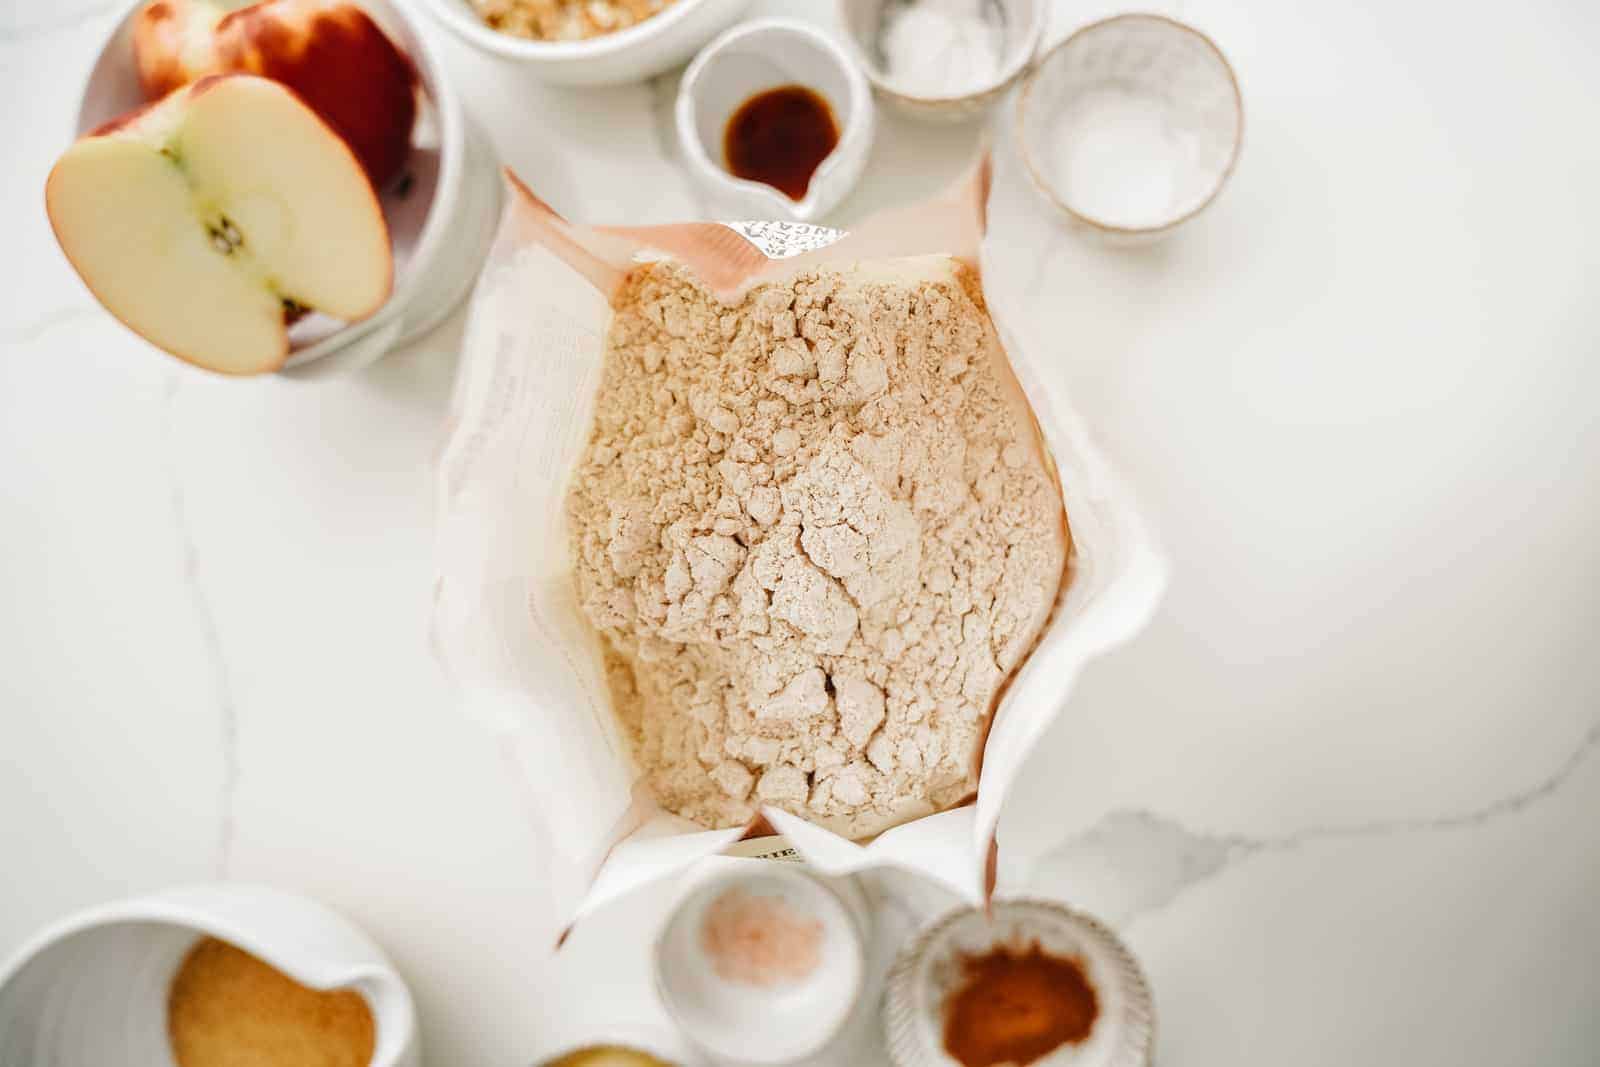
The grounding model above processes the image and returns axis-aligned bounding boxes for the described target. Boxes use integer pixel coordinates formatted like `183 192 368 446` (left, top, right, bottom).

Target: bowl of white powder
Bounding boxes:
838 0 1046 122
1016 14 1243 240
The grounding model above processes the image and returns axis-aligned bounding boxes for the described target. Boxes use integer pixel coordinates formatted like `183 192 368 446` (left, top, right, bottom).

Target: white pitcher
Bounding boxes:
0 883 420 1066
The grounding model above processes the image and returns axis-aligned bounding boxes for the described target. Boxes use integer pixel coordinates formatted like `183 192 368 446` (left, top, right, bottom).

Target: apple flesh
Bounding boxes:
46 74 392 375
134 0 417 188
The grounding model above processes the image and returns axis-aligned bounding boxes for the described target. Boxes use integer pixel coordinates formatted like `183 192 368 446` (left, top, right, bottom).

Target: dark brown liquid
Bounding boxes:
723 85 839 201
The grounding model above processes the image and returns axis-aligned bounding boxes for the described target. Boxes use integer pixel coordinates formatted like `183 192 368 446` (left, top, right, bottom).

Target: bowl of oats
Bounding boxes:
421 0 752 84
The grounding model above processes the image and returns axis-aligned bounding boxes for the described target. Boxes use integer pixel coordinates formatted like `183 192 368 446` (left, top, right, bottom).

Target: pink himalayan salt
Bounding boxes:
700 887 823 988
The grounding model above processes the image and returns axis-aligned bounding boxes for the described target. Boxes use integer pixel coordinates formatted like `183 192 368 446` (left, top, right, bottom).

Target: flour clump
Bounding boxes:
567 257 1067 838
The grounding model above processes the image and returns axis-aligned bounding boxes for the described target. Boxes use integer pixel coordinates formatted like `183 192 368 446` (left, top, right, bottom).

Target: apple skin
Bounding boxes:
131 0 223 97
134 0 417 188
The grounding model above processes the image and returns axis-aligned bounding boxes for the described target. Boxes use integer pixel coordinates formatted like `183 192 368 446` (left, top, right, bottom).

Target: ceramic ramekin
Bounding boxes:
1016 14 1243 242
838 0 1045 122
74 0 501 378
0 883 419 1066
653 862 869 1065
419 0 752 85
883 899 1153 1067
676 18 875 222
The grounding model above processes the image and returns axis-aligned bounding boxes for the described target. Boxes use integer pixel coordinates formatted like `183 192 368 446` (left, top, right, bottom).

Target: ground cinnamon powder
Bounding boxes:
942 942 1099 1067
167 937 375 1067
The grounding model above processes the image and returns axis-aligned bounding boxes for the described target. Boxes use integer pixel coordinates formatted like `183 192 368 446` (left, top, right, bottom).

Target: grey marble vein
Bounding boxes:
1259 716 1600 848
161 374 241 878
0 306 99 346
1030 716 1600 927
1026 809 1254 927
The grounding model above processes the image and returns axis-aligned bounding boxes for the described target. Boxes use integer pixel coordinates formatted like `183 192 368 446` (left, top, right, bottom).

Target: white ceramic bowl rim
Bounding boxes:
297 0 467 364
1016 12 1244 235
846 0 1047 104
0 898 357 995
421 0 717 58
675 17 873 220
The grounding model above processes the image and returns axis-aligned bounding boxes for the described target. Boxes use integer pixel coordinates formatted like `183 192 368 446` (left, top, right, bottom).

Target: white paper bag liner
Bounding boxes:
433 161 1167 938
970 276 1172 859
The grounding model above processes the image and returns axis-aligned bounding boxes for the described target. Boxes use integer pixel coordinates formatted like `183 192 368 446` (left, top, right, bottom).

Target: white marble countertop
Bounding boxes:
3 1 1598 1064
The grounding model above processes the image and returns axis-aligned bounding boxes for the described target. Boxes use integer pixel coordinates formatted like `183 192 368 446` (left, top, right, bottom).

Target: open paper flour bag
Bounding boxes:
433 160 1167 934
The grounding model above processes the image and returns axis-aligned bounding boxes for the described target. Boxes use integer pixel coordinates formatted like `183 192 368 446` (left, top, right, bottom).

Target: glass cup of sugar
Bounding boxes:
1016 14 1243 242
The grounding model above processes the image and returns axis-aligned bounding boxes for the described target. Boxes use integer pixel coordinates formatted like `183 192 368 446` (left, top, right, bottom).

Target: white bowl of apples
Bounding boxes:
51 0 501 378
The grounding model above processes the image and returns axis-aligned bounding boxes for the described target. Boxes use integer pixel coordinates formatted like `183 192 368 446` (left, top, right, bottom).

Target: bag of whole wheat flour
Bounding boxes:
433 158 1166 934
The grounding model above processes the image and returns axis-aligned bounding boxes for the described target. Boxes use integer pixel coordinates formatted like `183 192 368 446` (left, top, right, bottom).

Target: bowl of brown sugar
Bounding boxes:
0 884 418 1067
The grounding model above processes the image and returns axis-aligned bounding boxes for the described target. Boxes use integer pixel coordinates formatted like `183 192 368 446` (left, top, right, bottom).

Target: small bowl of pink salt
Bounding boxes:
652 865 866 1064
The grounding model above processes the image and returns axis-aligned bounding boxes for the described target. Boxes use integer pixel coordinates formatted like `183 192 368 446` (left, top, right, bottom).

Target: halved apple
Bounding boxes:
134 0 417 188
46 74 392 375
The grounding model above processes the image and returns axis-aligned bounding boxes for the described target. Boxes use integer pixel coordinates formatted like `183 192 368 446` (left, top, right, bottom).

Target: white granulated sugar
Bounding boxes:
567 256 1067 839
1050 86 1192 228
875 0 1008 98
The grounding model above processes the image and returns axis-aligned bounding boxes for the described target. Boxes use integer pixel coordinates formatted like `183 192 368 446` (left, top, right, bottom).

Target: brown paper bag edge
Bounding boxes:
502 157 991 301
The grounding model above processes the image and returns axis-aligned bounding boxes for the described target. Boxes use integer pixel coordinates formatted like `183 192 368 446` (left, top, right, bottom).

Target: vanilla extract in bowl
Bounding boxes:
723 84 840 200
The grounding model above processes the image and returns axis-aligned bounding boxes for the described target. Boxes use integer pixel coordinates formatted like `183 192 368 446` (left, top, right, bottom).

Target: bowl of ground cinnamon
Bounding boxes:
883 900 1153 1067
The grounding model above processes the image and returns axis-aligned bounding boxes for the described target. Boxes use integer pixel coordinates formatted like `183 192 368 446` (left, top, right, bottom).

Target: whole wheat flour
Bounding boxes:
566 256 1067 838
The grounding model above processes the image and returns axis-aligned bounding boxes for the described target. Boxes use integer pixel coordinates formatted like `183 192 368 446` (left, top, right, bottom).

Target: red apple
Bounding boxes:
46 74 393 375
133 0 417 188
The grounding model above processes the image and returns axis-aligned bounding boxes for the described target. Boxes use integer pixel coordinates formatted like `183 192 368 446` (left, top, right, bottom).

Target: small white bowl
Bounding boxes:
676 18 875 222
838 0 1045 122
74 0 502 378
419 0 751 85
0 883 419 1066
883 899 1154 1067
653 864 867 1065
1016 13 1243 241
